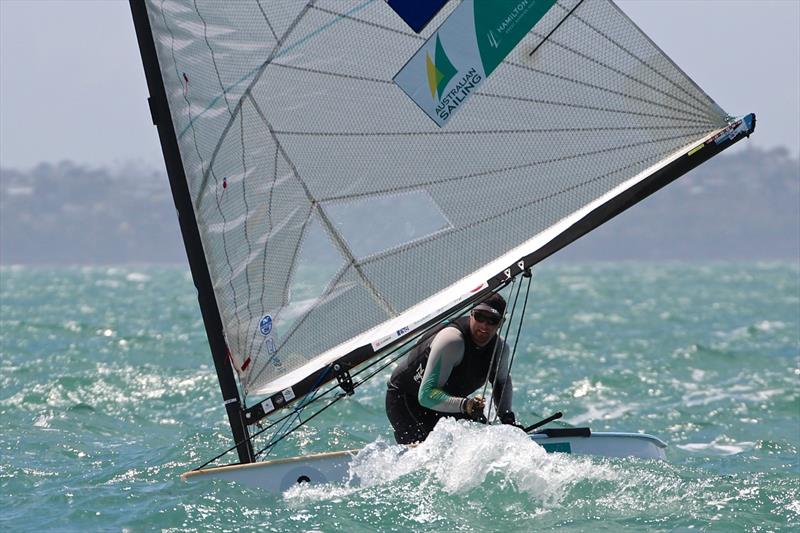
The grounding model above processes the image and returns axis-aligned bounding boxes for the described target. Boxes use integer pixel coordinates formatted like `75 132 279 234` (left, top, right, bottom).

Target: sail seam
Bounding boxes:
247 95 397 317
238 110 255 364
193 0 234 117
245 143 280 382
245 202 315 392
196 2 317 200
316 130 714 204
160 0 243 359
266 63 714 127
504 60 710 121
271 125 713 137
476 93 715 125
569 9 717 117
530 29 715 120
270 61 394 86
355 135 699 268
310 5 423 41
247 262 353 390
192 0 249 358
255 0 279 42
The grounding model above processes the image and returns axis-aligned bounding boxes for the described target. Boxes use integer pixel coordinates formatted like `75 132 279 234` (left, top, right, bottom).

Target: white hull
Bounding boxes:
182 431 666 493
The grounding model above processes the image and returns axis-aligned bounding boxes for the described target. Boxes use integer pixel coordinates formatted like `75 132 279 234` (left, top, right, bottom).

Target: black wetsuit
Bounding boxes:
385 317 513 444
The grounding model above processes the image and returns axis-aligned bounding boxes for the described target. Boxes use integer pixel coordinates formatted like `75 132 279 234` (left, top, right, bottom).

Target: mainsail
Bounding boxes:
130 0 754 464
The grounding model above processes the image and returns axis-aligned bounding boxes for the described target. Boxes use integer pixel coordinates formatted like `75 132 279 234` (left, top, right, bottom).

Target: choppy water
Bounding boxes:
1 263 798 532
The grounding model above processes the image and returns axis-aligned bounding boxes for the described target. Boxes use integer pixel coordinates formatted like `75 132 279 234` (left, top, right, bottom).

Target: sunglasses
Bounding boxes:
472 311 501 326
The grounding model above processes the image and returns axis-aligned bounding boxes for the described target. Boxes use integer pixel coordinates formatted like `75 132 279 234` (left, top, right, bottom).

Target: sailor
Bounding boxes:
385 293 517 444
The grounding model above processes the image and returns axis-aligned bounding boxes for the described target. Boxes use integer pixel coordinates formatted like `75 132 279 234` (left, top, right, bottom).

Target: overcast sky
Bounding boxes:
1 0 798 172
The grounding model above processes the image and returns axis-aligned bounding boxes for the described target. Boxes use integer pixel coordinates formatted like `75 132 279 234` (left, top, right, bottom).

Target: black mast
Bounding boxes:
128 0 254 464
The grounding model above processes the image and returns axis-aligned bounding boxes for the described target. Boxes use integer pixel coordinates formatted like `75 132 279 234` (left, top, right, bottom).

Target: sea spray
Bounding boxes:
343 418 616 506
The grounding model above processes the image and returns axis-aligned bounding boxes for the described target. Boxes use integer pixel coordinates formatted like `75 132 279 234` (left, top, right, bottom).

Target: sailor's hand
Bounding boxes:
464 396 485 419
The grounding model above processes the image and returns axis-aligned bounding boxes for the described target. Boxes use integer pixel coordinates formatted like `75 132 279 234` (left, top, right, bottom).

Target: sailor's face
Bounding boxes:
469 311 500 347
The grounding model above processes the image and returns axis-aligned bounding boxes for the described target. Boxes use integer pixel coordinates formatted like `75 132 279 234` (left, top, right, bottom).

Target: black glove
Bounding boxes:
462 396 487 422
499 411 524 430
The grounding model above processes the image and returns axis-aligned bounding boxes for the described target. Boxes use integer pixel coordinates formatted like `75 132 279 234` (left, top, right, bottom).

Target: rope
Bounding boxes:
492 270 534 423
193 277 526 469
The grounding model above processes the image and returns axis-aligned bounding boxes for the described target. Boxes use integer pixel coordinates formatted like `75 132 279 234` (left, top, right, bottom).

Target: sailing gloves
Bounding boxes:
500 410 525 430
462 396 486 420
462 399 523 429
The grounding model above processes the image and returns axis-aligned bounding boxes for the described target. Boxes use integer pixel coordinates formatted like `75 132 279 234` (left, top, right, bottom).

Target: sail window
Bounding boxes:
276 215 347 335
322 190 451 260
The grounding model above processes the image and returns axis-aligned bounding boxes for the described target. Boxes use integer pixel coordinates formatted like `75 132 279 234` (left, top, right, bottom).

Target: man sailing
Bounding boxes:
385 293 517 444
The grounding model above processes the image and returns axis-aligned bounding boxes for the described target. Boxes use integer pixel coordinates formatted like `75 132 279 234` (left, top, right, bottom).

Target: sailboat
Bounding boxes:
129 0 754 493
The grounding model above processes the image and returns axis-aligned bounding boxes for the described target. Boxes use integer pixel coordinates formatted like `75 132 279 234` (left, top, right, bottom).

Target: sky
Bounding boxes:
0 0 798 171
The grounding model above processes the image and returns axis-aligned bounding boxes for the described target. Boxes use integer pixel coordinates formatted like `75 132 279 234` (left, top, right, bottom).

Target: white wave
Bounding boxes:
676 440 755 456
125 272 151 282
340 419 615 505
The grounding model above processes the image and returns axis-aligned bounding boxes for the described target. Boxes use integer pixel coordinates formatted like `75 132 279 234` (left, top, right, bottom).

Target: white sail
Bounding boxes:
141 0 734 398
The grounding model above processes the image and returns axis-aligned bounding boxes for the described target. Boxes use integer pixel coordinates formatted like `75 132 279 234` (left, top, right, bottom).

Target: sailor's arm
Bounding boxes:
417 328 467 414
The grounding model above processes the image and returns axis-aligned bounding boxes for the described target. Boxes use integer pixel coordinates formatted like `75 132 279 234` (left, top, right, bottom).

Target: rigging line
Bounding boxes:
242 282 518 462
492 270 533 425
260 366 333 457
273 125 711 137
482 282 522 423
356 136 701 269
479 283 518 410
316 130 712 205
260 339 419 458
196 366 338 470
248 95 397 319
255 391 349 459
504 59 710 121
528 0 585 59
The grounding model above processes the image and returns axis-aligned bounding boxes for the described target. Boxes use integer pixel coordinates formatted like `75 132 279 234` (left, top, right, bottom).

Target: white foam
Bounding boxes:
338 419 617 505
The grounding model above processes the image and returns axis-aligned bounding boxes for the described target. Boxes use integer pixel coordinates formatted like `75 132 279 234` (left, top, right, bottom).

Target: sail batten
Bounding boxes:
134 0 751 403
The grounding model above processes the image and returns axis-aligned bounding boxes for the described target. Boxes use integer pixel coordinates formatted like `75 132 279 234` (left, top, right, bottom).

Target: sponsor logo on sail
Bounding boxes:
426 35 457 101
435 67 482 121
425 34 483 121
259 314 273 336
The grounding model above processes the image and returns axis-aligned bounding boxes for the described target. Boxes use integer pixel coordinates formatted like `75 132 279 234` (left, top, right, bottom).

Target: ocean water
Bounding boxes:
1 263 798 532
